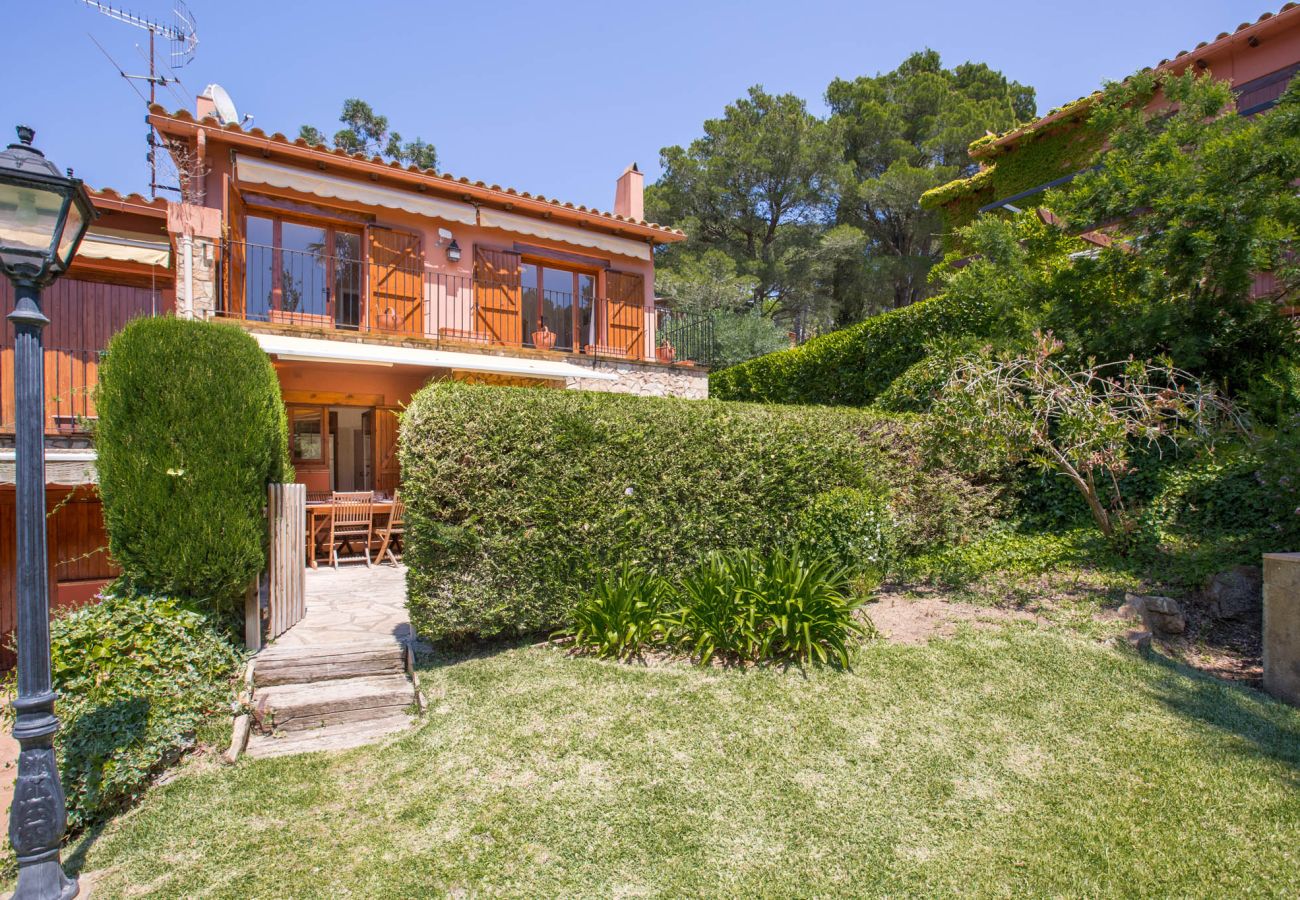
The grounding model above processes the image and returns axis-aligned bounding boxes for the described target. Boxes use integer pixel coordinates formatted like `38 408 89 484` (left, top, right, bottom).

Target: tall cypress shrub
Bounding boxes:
96 317 291 611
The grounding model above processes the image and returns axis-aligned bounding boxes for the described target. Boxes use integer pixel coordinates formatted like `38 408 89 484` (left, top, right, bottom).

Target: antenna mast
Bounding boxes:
81 1 198 198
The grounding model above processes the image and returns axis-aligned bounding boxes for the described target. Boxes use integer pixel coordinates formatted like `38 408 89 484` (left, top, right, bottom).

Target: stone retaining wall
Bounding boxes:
564 358 709 399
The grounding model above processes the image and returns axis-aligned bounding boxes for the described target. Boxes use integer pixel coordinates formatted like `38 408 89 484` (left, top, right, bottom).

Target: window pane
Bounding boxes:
245 216 274 321
334 231 362 329
521 264 539 345
542 267 574 351
291 409 323 461
279 222 328 316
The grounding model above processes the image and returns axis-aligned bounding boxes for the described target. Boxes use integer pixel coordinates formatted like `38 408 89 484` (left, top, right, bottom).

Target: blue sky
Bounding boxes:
0 1 1274 212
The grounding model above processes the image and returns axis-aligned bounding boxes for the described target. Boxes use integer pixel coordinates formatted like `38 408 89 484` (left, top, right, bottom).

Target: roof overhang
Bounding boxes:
148 107 687 245
251 332 617 381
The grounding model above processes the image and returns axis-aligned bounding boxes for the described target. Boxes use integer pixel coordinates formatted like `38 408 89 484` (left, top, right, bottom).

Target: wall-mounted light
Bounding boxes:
446 238 462 263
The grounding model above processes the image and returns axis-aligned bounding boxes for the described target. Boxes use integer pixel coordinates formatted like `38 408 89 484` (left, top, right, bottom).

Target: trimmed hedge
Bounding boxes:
96 317 292 610
401 384 994 642
709 293 996 407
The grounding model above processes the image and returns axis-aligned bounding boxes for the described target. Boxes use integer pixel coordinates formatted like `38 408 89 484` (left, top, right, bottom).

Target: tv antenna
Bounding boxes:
81 1 199 197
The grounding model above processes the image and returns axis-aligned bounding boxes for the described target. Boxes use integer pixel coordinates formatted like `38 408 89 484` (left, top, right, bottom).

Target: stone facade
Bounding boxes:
564 358 709 399
186 235 218 320
167 202 221 321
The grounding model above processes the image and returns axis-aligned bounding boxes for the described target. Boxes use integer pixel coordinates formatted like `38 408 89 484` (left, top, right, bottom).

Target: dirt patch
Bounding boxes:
866 591 1044 645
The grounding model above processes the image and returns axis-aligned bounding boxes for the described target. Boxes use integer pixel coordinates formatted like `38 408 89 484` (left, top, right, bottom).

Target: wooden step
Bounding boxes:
244 713 412 759
254 674 416 732
254 641 407 687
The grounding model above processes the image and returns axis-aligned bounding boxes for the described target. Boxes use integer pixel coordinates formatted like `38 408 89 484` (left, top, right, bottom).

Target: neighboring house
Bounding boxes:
923 2 1300 287
149 97 704 496
0 189 174 665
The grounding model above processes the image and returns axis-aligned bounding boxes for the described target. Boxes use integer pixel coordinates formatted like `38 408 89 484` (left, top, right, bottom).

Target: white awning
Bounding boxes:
251 332 616 381
478 208 651 261
78 227 171 268
235 155 478 226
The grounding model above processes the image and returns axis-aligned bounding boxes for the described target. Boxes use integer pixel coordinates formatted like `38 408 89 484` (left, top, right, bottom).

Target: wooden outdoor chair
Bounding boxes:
331 491 374 504
374 494 406 566
306 491 331 504
329 492 374 568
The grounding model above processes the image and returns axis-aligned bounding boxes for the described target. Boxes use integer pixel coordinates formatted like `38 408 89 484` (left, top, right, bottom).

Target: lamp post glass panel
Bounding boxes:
0 125 95 900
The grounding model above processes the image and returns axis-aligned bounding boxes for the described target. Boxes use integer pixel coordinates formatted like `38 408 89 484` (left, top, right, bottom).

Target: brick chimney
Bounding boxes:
614 163 644 221
195 90 217 121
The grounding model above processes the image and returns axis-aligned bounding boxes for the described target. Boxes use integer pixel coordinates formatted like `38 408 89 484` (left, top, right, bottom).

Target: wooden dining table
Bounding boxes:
305 500 395 569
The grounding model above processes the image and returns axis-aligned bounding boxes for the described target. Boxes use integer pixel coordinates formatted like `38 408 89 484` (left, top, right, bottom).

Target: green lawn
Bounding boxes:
72 627 1300 898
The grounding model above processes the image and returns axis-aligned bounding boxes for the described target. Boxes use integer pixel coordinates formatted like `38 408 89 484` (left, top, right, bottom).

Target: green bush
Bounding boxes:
709 293 996 406
794 488 897 577
668 548 869 667
401 384 992 642
48 592 242 830
96 317 292 611
561 565 669 661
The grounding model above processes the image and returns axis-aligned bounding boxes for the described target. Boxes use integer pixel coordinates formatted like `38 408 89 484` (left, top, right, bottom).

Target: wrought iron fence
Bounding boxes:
654 306 715 368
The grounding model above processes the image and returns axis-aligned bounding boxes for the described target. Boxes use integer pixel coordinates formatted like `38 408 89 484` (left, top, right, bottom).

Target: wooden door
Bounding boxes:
367 227 424 335
606 270 647 359
373 407 402 496
473 247 522 345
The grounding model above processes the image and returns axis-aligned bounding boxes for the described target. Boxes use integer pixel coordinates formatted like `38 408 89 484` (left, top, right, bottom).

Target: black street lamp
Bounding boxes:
0 125 95 900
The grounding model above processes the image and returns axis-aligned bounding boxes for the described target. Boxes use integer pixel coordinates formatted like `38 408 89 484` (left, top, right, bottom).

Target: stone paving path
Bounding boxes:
273 562 412 648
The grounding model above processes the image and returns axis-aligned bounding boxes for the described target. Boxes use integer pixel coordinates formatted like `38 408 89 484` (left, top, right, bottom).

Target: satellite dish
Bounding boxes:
204 83 239 125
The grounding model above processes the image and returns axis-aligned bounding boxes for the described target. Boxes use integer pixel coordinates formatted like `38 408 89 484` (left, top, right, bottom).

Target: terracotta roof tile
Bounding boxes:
149 104 685 239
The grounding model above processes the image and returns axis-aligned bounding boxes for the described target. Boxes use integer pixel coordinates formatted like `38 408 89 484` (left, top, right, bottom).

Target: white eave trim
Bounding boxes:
0 449 98 462
235 155 478 226
251 332 617 381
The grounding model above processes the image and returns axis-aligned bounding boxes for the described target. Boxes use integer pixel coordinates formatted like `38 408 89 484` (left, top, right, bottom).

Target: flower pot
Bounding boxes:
656 342 676 364
376 308 401 332
532 326 557 351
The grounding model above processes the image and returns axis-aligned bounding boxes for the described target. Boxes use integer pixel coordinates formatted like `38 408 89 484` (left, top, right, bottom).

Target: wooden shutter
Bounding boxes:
605 270 647 359
473 247 522 345
225 176 247 318
367 227 424 335
373 407 402 495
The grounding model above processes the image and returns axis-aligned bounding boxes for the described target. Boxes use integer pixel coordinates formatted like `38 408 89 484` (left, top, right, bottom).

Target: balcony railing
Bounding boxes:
217 240 714 367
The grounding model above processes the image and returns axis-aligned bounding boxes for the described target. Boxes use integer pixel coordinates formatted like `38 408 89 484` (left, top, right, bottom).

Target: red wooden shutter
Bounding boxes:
605 270 647 359
473 247 522 345
225 176 247 318
367 227 424 335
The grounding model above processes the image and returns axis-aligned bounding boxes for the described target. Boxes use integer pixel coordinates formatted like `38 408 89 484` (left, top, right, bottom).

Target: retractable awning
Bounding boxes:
235 155 478 226
78 227 172 268
478 208 651 261
250 332 616 381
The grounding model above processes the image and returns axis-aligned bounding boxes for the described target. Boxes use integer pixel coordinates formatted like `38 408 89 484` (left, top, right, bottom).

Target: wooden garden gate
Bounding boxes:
256 483 306 647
